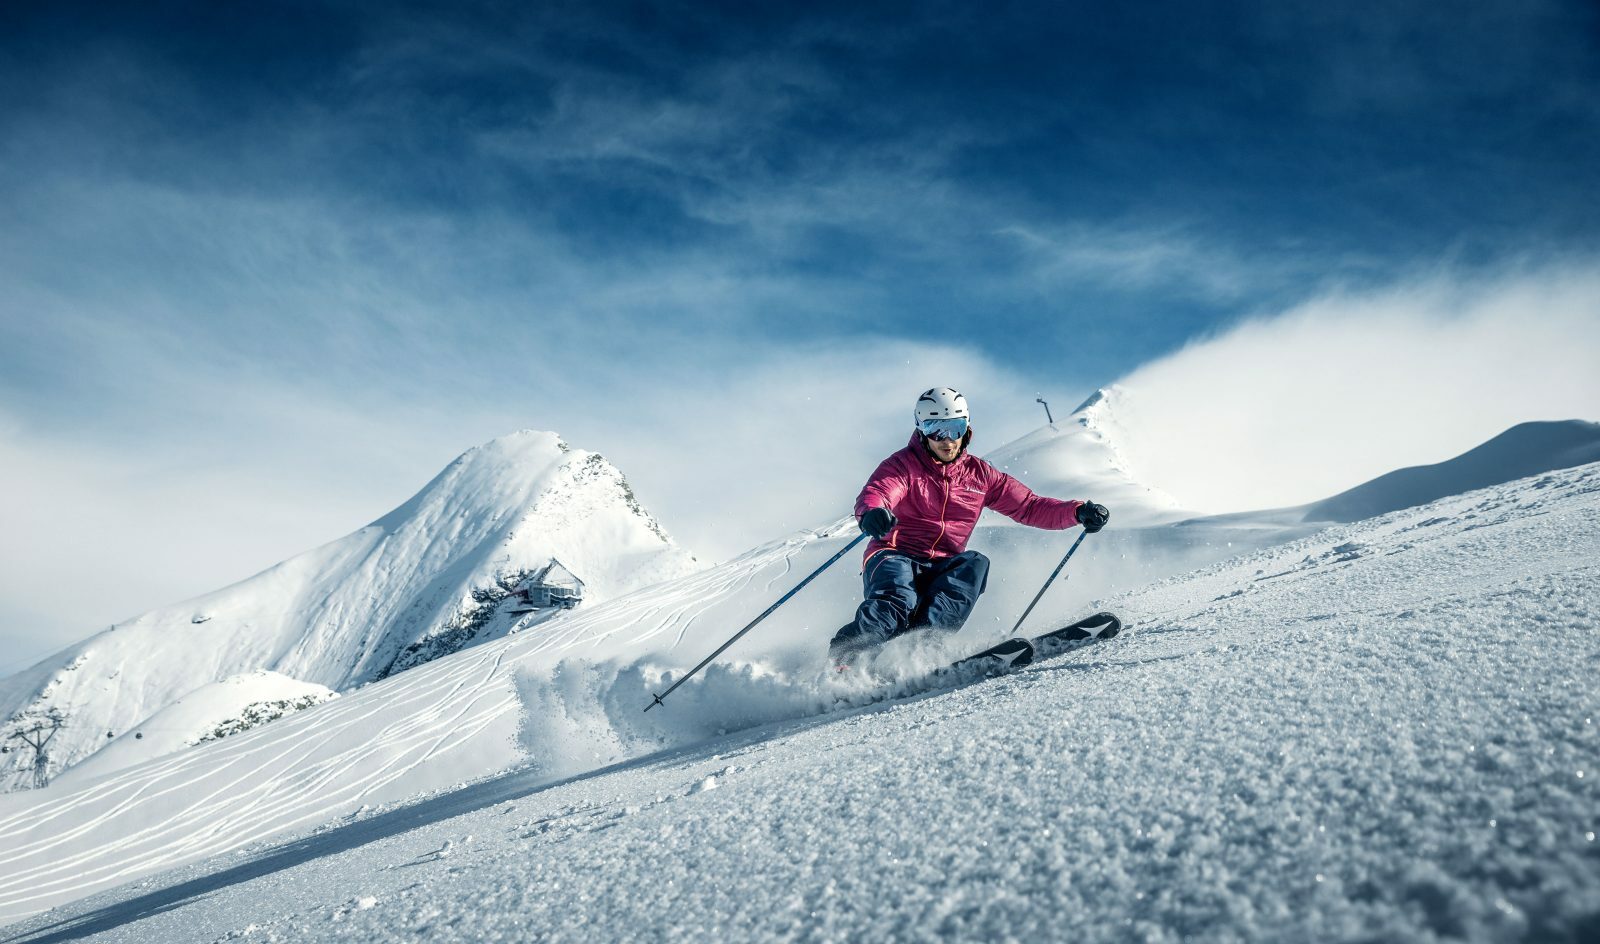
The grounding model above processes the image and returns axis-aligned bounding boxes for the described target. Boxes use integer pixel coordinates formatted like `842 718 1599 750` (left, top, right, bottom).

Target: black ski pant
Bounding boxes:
830 550 990 651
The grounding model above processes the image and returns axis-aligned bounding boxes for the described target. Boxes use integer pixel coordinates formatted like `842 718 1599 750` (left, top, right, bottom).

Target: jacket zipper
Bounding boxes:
931 467 951 553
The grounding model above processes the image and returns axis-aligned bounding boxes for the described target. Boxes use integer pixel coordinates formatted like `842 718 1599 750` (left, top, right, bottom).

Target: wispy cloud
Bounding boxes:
994 222 1328 304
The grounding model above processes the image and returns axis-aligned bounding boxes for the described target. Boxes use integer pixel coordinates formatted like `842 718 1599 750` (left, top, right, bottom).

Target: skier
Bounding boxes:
830 387 1109 665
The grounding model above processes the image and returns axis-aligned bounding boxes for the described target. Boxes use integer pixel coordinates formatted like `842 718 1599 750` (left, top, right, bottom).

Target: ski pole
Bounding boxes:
644 531 867 712
1009 529 1090 635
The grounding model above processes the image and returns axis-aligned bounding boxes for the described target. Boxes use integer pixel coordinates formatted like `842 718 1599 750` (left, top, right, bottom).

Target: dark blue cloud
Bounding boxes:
2 0 1597 390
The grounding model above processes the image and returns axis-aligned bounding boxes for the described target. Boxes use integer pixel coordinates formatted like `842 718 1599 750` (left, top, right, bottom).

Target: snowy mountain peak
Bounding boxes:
984 386 1189 526
372 429 568 531
0 430 702 791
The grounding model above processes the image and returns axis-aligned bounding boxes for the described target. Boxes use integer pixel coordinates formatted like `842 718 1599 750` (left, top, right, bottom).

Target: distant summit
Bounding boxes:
1299 419 1600 522
0 430 702 790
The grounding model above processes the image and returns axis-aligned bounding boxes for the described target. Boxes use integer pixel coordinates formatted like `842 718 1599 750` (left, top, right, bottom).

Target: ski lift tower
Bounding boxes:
3 709 66 789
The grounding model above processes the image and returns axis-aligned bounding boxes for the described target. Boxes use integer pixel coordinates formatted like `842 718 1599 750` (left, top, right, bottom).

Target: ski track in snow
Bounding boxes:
2 466 1599 940
0 643 516 910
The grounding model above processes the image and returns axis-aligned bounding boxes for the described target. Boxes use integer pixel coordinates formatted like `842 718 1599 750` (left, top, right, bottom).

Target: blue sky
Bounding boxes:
3 0 1599 668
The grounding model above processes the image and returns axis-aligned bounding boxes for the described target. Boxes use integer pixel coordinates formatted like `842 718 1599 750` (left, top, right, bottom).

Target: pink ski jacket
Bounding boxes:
856 432 1084 564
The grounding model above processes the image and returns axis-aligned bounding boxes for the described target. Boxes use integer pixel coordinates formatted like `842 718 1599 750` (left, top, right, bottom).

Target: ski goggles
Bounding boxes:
918 416 969 441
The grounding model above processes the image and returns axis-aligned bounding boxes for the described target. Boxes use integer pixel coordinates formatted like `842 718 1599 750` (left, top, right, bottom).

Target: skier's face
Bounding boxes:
925 434 963 463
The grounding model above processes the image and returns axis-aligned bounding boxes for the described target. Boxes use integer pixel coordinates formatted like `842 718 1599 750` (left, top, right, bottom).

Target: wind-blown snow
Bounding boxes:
3 458 1597 940
0 430 701 790
984 387 1190 526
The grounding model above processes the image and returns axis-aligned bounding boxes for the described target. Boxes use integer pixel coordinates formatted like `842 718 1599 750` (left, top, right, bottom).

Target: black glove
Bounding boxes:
859 507 897 539
1076 501 1109 533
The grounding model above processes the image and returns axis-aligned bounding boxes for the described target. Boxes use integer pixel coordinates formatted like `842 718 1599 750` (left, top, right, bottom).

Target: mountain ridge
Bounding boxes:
1298 418 1600 522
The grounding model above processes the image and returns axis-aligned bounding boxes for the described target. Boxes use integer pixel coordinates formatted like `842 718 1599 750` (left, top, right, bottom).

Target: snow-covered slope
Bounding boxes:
4 411 1598 931
984 387 1190 526
0 431 701 790
4 460 1596 941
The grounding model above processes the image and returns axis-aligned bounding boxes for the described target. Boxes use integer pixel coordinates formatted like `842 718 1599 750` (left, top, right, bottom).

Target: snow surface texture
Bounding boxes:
0 431 701 790
3 462 1597 941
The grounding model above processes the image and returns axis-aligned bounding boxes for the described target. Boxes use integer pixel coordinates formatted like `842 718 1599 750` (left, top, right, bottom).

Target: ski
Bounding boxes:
939 635 1034 678
829 612 1122 704
1030 611 1121 660
932 611 1121 683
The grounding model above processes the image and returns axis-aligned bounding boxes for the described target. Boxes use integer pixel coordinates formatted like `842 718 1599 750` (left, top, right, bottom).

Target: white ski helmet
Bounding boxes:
914 387 970 423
